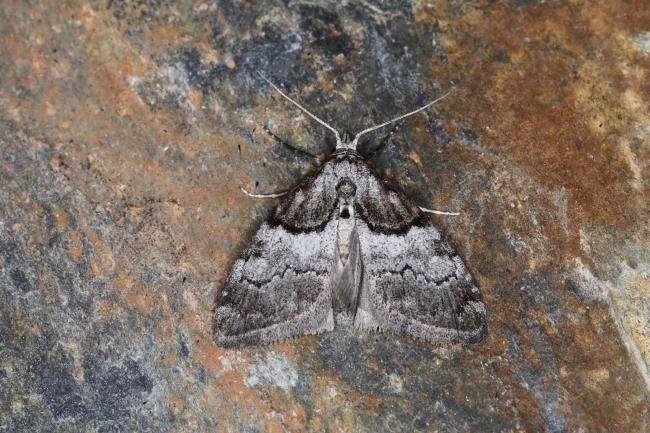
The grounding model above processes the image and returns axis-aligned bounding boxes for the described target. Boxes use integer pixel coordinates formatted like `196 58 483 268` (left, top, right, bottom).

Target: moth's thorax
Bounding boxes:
335 177 357 199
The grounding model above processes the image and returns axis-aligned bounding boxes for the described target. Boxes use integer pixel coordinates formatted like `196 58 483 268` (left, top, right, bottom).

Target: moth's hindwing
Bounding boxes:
213 221 336 347
354 218 487 343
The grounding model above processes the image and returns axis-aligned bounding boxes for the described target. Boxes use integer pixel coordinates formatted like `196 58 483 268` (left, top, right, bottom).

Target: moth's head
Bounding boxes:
335 131 357 151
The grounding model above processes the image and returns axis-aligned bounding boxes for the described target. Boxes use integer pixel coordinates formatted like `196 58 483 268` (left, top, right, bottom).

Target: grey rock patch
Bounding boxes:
631 32 650 53
245 352 298 390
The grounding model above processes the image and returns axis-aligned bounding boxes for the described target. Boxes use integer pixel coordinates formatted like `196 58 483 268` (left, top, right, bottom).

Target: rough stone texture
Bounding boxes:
0 1 648 432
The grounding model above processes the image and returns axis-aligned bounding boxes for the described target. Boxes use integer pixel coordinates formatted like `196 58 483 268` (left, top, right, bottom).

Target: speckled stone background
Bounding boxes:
0 1 648 432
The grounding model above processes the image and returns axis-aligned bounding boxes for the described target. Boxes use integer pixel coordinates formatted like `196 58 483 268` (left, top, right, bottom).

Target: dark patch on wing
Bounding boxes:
272 165 338 232
355 175 422 233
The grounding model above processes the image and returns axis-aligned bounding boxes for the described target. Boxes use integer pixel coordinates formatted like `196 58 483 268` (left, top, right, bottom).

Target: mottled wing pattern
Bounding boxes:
355 177 420 232
354 180 487 344
274 166 338 231
213 221 337 347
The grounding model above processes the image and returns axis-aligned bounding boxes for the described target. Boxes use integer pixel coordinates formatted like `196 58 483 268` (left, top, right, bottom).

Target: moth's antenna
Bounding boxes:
351 89 454 148
259 73 341 144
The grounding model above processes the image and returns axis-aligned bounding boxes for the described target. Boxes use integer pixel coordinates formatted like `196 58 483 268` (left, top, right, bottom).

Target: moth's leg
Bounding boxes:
364 123 401 159
263 124 321 164
419 206 460 216
240 187 288 198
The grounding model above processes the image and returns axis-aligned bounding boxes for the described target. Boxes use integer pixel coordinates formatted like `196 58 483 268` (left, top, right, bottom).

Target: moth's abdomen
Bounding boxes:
335 205 355 262
332 201 363 314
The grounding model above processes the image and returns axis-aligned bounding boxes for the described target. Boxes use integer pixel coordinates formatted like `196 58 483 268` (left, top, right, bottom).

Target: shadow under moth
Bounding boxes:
213 76 487 348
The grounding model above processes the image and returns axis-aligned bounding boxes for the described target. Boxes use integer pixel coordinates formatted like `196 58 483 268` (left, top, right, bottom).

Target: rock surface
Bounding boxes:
0 1 648 432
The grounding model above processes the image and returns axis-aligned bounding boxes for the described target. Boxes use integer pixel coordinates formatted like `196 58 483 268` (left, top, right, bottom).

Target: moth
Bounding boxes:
213 76 487 347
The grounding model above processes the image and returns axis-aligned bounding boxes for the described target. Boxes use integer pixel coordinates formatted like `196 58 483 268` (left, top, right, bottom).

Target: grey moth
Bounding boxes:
213 77 487 347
